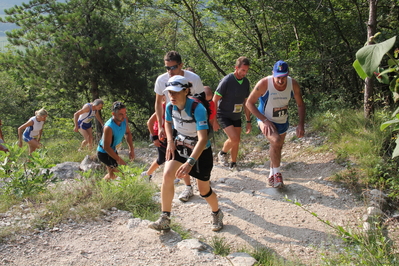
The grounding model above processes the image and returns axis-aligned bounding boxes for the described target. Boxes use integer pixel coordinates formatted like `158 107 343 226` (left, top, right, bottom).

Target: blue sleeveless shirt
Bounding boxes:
97 117 127 153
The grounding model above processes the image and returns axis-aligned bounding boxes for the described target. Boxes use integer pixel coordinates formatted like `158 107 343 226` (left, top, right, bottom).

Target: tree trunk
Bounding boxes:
364 0 377 118
91 79 102 142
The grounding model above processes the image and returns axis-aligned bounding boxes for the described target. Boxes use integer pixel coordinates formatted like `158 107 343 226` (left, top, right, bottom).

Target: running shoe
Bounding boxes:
148 213 171 231
178 186 193 202
268 175 274 187
211 210 224 231
218 151 229 167
140 171 152 181
273 173 284 188
229 162 238 171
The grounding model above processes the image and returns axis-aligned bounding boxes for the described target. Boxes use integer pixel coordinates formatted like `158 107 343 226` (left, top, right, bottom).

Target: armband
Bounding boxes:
151 135 159 141
186 157 197 166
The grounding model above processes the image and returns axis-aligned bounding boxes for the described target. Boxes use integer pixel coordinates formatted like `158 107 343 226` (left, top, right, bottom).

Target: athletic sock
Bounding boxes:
230 162 237 168
220 151 227 155
212 209 220 215
269 167 273 177
162 211 171 217
272 167 280 174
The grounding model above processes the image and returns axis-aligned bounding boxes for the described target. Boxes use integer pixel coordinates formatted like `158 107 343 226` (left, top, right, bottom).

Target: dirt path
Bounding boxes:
0 130 366 265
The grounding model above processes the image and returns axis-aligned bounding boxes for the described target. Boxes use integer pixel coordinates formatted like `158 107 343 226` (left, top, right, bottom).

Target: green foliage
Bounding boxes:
0 0 157 139
353 34 399 158
309 108 399 196
209 236 231 256
354 35 397 78
286 197 398 266
0 144 56 198
369 159 399 200
43 137 87 164
0 155 159 237
170 221 192 240
96 165 159 219
250 246 294 266
332 166 362 193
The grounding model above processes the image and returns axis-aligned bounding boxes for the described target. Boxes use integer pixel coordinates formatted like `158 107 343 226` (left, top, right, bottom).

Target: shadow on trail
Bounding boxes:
215 160 351 211
218 197 336 251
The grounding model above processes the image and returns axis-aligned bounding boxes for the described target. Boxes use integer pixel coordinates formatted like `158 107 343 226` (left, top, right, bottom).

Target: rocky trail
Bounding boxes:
0 129 388 265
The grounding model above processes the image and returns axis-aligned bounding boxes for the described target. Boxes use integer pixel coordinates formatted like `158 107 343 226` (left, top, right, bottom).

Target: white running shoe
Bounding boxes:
178 186 193 202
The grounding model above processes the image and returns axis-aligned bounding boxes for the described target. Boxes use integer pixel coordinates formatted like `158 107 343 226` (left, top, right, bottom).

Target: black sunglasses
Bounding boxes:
165 81 189 88
165 64 179 71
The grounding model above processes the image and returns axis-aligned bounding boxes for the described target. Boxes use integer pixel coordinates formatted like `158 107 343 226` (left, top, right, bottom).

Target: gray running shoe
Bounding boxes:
148 213 171 231
212 210 224 231
140 171 152 181
178 186 193 202
273 173 284 188
218 151 229 167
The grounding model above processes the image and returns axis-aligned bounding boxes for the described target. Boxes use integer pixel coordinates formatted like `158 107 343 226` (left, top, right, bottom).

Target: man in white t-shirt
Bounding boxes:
154 51 204 202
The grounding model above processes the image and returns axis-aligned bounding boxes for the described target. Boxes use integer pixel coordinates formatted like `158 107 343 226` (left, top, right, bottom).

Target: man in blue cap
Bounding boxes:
246 60 305 188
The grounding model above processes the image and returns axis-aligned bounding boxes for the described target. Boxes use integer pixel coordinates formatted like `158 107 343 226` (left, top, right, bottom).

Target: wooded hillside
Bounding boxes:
0 0 398 138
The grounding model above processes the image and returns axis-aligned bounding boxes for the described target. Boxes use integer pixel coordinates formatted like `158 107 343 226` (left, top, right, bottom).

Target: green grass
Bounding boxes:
170 220 192 240
210 236 231 256
309 108 399 192
0 149 159 240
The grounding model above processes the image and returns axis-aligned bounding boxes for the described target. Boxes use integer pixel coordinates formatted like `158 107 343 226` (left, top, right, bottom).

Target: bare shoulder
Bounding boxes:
253 76 270 93
291 77 300 88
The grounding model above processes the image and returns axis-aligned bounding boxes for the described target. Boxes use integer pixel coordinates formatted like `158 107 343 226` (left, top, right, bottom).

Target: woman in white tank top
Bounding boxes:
18 108 48 155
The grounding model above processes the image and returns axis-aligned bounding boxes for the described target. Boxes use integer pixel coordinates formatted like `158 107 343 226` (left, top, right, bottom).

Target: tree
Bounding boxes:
0 0 155 136
364 0 378 118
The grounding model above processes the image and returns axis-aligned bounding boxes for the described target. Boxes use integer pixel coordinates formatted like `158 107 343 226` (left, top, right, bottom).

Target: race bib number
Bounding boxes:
175 135 197 158
233 104 243 113
272 106 288 118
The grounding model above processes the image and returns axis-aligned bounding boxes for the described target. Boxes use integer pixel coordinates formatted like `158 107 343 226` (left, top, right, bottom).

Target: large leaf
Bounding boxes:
355 36 397 77
380 115 399 131
353 59 368 80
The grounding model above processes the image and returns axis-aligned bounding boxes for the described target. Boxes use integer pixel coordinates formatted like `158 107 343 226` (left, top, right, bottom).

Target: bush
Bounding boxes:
0 144 56 199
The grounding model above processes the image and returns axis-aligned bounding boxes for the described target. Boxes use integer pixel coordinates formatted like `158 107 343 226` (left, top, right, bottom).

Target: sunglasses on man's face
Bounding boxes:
165 64 179 71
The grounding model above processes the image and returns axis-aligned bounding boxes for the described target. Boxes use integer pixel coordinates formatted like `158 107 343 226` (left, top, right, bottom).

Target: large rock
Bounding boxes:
79 155 102 172
227 252 257 266
49 162 81 180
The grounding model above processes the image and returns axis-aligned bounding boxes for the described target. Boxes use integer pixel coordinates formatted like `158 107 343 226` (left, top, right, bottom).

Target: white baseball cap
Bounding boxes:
163 75 191 93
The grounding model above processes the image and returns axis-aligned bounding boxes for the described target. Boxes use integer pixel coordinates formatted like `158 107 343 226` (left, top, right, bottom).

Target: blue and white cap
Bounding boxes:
273 60 289 77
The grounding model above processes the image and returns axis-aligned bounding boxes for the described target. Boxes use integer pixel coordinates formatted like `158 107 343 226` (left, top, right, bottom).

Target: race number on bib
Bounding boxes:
272 106 288 118
233 104 243 113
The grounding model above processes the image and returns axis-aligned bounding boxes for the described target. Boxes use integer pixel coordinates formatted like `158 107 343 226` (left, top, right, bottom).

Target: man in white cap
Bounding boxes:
246 60 305 188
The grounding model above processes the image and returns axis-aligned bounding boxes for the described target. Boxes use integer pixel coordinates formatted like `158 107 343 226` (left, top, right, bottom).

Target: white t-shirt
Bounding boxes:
154 70 204 103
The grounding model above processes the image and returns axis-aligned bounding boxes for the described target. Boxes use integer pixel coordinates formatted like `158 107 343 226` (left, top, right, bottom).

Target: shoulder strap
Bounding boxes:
80 103 93 122
190 101 199 122
169 103 195 123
